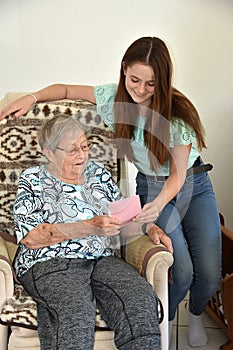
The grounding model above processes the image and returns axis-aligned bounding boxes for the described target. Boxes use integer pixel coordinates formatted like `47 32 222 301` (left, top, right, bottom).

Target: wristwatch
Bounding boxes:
141 223 148 234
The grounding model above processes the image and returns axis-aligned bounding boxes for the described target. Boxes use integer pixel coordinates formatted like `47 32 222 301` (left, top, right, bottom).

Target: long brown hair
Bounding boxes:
114 37 206 170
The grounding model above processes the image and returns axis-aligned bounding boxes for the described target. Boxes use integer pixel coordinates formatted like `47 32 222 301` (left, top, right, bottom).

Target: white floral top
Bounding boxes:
14 160 122 277
94 83 200 176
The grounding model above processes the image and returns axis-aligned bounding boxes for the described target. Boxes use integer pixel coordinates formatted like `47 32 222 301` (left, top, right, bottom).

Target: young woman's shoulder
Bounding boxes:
94 83 117 103
93 83 117 131
171 117 194 130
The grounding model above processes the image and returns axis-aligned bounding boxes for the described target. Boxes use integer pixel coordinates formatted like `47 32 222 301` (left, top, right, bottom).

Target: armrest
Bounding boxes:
0 236 18 303
125 234 173 277
221 273 233 341
125 235 173 350
222 224 233 241
222 224 233 277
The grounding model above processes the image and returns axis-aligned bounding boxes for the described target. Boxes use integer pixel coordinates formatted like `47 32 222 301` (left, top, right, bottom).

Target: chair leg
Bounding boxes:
146 261 170 350
0 324 8 350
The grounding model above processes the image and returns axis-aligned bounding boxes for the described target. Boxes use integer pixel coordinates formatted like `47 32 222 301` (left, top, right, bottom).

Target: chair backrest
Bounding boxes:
0 97 119 235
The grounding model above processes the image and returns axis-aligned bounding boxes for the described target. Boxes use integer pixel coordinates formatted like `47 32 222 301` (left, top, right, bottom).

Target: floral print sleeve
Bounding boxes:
170 118 197 147
94 83 117 132
14 166 44 243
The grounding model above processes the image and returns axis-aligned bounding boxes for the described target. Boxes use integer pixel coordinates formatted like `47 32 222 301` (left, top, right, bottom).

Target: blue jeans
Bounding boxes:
136 171 222 321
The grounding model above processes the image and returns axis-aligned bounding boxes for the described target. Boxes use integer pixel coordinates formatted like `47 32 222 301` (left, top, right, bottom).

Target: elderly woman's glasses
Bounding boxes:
56 143 91 156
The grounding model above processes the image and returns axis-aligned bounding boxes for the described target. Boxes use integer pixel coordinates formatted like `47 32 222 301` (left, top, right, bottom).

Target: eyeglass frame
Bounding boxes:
56 143 92 156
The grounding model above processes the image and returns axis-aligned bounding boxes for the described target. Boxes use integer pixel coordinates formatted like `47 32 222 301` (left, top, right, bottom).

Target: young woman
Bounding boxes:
0 36 221 347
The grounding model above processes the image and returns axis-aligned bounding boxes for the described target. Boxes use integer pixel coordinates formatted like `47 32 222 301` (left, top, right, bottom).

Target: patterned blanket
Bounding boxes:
0 283 111 330
0 284 38 329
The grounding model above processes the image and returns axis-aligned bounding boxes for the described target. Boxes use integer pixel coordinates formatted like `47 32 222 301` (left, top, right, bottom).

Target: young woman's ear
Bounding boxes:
122 61 126 75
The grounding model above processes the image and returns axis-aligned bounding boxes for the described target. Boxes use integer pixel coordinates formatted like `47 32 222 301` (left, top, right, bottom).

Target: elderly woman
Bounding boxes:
13 114 171 350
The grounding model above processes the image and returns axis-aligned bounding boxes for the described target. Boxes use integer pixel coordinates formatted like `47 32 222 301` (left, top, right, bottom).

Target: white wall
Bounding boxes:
1 0 233 229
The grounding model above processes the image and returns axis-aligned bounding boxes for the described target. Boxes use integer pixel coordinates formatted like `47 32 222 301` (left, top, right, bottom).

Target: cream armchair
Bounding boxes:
0 93 174 350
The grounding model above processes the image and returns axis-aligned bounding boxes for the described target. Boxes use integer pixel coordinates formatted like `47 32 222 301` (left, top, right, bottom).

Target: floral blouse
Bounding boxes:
14 160 122 277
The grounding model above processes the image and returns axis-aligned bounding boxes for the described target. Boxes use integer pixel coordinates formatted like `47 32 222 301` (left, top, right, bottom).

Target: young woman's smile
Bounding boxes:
124 63 155 107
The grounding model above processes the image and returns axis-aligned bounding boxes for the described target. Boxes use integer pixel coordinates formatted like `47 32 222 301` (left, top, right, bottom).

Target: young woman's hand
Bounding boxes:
134 200 161 223
146 224 173 254
135 144 192 224
0 94 35 120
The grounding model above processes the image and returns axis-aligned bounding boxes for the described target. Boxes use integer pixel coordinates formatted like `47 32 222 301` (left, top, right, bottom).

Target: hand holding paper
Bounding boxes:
109 195 141 224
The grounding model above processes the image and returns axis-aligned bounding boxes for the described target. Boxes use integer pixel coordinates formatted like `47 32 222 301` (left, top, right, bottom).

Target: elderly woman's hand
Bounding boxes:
20 223 69 249
55 216 122 239
83 216 122 236
85 215 121 236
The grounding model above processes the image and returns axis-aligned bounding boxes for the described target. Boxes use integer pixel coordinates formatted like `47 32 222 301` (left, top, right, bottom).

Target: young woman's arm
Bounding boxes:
0 84 96 120
32 84 96 103
136 143 191 223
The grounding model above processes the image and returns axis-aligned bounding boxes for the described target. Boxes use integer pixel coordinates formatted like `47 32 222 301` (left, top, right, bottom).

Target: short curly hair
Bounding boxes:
38 114 90 151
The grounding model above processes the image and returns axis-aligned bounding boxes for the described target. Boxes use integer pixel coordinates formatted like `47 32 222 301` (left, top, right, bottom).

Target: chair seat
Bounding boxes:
7 327 117 350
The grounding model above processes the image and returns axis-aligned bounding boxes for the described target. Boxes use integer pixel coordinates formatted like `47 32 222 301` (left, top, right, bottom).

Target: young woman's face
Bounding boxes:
124 63 155 107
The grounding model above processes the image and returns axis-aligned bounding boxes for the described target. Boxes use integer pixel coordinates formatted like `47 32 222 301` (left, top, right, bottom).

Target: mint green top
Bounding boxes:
94 83 200 176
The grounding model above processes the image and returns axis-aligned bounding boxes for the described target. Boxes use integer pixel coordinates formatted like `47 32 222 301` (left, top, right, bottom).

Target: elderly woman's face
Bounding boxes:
49 130 89 183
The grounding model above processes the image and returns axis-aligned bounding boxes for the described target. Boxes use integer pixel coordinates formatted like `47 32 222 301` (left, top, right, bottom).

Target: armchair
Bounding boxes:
0 93 173 350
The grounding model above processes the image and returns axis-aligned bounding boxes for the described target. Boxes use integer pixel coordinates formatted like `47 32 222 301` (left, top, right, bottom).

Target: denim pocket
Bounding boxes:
185 171 209 184
136 177 164 206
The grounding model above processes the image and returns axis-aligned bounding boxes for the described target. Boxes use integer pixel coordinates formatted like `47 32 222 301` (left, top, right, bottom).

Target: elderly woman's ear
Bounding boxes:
43 148 54 162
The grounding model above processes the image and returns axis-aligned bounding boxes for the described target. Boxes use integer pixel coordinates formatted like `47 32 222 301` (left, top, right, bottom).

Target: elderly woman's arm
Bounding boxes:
20 223 68 249
21 215 173 254
21 216 121 249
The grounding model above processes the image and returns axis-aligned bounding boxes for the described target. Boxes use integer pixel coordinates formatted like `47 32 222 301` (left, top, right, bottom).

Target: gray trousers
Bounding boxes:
19 256 160 350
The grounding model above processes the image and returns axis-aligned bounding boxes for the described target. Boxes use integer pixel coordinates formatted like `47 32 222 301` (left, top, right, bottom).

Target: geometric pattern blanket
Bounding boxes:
0 284 111 330
0 97 118 235
0 284 38 330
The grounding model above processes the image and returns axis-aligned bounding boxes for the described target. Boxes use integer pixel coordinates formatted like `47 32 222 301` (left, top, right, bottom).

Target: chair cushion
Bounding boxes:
0 284 37 330
0 284 111 331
